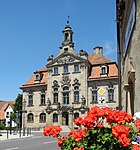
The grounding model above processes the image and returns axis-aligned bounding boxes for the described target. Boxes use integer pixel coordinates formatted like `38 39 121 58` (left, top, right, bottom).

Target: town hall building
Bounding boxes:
20 22 118 129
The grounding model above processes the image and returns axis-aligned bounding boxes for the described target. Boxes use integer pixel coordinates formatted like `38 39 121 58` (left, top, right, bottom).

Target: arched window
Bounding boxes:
53 88 58 103
108 84 114 101
108 89 114 101
27 113 34 123
39 113 46 123
74 112 79 120
65 33 69 41
100 65 108 76
53 113 58 122
63 86 69 104
92 90 98 103
74 86 79 102
91 85 98 103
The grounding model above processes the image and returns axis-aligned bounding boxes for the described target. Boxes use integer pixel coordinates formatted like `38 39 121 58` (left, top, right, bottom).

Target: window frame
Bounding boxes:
54 66 58 75
27 113 34 123
63 65 68 73
74 86 79 102
74 64 79 72
53 113 58 123
28 95 33 106
92 90 98 103
108 89 114 101
39 113 46 123
63 86 69 104
40 94 46 106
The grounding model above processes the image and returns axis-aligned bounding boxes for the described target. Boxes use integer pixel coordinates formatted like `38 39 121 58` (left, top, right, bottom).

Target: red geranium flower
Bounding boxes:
132 144 140 150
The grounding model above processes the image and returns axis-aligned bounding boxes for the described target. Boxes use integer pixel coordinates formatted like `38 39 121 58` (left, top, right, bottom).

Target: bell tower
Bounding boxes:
61 17 74 48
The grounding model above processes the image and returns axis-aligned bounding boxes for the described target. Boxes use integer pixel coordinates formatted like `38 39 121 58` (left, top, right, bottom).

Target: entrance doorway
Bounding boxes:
62 112 69 125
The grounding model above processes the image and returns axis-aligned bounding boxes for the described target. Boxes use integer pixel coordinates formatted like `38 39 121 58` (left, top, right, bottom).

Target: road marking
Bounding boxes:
43 140 57 144
4 147 19 150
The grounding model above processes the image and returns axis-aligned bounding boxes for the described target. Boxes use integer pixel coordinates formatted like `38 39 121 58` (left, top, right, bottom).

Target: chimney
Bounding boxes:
93 46 103 54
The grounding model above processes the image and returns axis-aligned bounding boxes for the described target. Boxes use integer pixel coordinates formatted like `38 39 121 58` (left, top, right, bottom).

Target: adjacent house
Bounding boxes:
116 0 140 114
0 100 16 127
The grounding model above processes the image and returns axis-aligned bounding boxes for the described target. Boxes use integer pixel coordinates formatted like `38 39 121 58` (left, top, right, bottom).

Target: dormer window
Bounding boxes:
34 71 41 83
100 65 108 77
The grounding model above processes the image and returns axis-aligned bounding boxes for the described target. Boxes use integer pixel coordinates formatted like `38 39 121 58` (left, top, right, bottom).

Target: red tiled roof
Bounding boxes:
0 101 15 119
88 63 118 79
88 54 113 65
20 66 48 88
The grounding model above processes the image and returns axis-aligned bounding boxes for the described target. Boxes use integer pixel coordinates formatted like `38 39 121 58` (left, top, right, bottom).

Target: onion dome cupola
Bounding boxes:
61 18 74 48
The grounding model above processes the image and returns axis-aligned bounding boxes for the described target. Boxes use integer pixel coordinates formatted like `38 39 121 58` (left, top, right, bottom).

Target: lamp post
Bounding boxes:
22 99 26 136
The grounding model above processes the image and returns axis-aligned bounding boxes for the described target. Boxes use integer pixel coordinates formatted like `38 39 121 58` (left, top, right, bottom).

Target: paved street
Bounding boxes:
0 132 65 150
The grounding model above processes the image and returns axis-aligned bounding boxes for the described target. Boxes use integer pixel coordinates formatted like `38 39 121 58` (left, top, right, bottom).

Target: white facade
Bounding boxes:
5 105 16 127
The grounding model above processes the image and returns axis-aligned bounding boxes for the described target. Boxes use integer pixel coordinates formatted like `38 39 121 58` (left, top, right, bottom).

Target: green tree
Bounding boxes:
11 94 22 128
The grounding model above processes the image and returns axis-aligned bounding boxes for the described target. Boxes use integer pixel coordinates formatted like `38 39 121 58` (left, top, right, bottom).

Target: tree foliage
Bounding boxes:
11 94 22 127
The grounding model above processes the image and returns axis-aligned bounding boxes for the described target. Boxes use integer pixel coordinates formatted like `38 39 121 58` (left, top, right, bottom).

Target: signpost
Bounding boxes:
98 88 107 108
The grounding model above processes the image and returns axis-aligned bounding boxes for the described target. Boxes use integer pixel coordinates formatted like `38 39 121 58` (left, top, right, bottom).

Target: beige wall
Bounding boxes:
120 0 140 114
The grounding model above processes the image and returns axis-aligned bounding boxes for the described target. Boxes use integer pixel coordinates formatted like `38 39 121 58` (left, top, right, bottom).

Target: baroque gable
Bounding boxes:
47 52 88 67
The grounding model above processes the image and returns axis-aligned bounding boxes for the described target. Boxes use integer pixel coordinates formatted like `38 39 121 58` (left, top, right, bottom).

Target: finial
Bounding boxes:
67 15 70 24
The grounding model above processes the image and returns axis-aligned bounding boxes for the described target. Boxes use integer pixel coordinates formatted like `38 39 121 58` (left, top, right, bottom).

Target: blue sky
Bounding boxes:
0 0 117 101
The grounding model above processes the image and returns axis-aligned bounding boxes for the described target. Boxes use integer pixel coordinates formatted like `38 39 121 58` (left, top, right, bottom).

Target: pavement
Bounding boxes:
0 130 33 141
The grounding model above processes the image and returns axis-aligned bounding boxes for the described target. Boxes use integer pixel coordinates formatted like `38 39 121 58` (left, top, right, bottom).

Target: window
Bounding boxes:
100 65 108 75
74 64 79 72
35 74 40 81
65 33 69 41
39 113 46 123
54 66 58 75
108 89 114 101
74 86 79 101
27 113 34 123
92 90 98 103
53 88 58 103
53 113 58 122
74 112 79 120
6 112 9 118
63 86 69 104
101 67 106 74
40 94 46 105
28 95 33 106
63 66 68 73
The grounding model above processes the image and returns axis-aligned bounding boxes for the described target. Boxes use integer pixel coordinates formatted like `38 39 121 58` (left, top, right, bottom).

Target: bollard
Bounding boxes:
30 128 31 135
7 129 8 139
19 128 21 138
27 128 28 136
